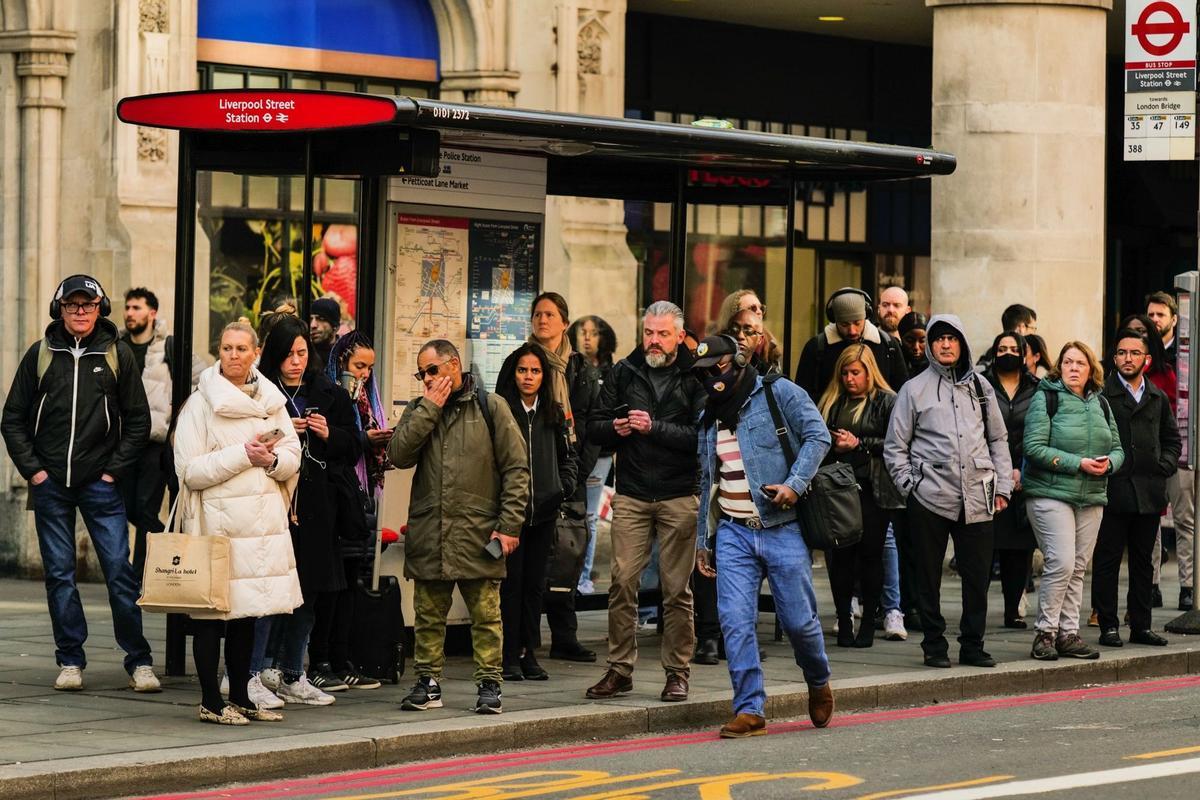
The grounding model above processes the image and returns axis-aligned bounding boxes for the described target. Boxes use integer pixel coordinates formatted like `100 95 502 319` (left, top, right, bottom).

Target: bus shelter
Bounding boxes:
118 90 956 675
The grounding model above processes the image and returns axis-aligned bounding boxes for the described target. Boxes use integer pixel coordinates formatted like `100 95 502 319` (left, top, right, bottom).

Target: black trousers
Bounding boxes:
126 442 170 586
1091 510 1159 632
991 548 1032 621
692 568 721 642
309 558 360 668
831 490 889 623
500 518 554 663
907 496 994 658
192 616 255 713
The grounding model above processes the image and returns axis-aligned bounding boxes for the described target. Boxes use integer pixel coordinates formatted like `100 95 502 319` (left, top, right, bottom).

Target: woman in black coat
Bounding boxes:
258 316 362 700
983 330 1039 628
495 343 578 681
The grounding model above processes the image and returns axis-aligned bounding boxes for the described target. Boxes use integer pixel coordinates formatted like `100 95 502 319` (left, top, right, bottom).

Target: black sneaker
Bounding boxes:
401 676 443 710
475 680 502 714
1152 585 1164 608
1098 628 1123 647
309 662 349 692
339 662 382 690
1056 632 1099 660
1030 631 1058 661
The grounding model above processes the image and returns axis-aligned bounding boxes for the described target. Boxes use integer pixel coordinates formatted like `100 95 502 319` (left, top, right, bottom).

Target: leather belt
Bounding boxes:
719 512 763 530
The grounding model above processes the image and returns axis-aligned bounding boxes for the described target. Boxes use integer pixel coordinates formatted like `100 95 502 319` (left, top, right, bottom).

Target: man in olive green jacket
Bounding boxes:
388 339 530 714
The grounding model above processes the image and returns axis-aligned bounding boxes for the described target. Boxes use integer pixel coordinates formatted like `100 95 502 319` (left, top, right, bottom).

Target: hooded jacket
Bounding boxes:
884 314 1014 523
1022 378 1126 508
387 375 531 581
173 365 304 620
3 318 150 488
587 345 705 502
794 319 909 399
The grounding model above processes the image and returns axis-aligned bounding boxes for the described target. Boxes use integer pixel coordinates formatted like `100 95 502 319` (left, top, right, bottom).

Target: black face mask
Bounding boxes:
703 366 739 400
995 354 1023 374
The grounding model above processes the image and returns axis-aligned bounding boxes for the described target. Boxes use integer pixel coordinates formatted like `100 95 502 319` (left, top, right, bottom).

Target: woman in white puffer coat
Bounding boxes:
173 320 303 725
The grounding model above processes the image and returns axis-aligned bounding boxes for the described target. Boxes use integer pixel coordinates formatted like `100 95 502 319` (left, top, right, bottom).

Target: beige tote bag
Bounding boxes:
137 487 231 615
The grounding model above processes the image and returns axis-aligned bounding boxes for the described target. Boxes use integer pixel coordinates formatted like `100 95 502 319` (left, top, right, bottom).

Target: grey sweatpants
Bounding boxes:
1027 497 1103 636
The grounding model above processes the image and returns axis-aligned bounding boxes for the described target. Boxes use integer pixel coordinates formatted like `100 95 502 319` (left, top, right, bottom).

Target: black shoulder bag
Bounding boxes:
762 376 863 550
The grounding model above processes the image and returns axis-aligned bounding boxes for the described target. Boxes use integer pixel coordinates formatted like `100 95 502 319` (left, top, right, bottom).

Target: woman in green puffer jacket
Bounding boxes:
1023 341 1124 663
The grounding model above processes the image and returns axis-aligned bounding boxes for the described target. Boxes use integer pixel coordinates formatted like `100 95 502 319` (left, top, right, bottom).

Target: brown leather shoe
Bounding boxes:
585 669 633 699
719 713 766 738
661 673 689 702
808 683 834 728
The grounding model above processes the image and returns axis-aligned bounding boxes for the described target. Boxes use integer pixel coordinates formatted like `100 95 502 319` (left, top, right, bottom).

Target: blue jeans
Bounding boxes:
30 477 152 673
715 518 829 718
882 523 900 613
250 614 283 674
581 455 613 585
275 602 316 679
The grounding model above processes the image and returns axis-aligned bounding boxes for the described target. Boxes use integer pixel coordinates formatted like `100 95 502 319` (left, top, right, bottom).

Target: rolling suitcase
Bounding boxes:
348 514 406 684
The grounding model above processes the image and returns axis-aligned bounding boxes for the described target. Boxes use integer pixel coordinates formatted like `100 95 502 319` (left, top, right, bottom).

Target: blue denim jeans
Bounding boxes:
30 476 152 673
882 523 900 613
581 455 613 586
275 602 316 679
715 518 830 718
250 614 283 674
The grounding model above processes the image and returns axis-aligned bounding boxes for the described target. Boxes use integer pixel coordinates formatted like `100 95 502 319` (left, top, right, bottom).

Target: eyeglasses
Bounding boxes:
726 325 762 338
62 301 100 314
1115 349 1146 358
413 358 454 382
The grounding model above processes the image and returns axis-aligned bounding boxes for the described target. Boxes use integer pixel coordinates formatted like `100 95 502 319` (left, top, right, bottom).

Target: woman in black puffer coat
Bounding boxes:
983 331 1039 628
496 343 578 681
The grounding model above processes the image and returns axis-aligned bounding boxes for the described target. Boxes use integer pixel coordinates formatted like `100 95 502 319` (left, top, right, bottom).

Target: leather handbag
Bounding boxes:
137 488 232 615
762 376 864 551
545 500 589 592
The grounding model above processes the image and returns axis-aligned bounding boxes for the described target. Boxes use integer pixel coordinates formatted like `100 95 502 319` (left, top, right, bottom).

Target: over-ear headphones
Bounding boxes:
719 334 749 369
824 287 873 324
50 274 112 320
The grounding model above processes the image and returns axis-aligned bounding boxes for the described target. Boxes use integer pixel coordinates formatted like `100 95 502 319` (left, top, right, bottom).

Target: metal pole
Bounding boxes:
299 136 315 317
1167 270 1200 633
668 168 687 307
783 176 796 377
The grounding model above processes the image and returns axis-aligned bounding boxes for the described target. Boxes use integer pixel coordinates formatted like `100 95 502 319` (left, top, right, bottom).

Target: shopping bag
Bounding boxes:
137 489 231 615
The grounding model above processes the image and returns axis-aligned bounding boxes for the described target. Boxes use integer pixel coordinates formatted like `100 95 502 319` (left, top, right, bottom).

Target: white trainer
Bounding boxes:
54 665 83 691
276 674 336 706
259 667 282 691
883 609 908 641
129 665 162 693
851 597 863 620
219 672 229 697
247 673 285 709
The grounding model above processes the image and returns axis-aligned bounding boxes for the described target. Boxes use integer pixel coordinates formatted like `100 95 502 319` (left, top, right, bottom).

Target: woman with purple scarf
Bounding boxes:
302 331 393 691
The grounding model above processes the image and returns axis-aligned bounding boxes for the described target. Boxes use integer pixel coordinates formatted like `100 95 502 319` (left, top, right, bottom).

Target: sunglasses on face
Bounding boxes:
727 325 762 338
413 358 454 382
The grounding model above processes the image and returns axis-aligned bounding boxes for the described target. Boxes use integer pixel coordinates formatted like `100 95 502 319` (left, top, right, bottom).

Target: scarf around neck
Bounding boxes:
704 364 759 431
531 334 576 443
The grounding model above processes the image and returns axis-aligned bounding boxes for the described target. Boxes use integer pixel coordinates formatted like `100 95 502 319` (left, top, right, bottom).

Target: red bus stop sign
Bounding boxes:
1132 1 1191 57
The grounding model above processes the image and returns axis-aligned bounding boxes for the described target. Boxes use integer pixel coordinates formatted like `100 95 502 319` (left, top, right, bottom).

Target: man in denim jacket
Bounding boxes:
692 335 833 739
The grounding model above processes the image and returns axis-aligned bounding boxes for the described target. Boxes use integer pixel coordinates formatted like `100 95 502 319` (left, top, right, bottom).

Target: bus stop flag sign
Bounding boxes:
1125 0 1196 161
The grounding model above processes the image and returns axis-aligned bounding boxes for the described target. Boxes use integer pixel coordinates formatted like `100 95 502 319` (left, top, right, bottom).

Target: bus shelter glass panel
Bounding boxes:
193 170 360 364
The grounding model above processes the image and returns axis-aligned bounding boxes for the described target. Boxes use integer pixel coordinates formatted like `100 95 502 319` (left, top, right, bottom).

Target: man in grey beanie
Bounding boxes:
794 287 908 399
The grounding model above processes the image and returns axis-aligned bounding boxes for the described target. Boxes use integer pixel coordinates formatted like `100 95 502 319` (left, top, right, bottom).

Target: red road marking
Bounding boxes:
134 675 1200 800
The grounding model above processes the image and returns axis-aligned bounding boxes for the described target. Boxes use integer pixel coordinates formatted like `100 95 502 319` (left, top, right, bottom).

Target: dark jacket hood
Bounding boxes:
925 314 973 384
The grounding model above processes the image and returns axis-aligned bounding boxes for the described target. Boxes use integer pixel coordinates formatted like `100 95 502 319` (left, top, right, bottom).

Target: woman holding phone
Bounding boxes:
173 321 303 724
1023 341 1124 661
815 345 903 647
256 316 361 702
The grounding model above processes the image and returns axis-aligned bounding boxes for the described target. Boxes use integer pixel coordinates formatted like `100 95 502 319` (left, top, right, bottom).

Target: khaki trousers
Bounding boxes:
606 493 698 679
413 579 502 685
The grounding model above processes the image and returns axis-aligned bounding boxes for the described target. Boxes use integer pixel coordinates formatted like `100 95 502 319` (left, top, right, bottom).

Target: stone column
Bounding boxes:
927 0 1112 356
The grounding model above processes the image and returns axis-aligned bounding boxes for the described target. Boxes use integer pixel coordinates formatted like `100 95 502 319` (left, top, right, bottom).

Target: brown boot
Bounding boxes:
661 673 689 702
585 669 633 699
719 713 766 738
808 683 834 728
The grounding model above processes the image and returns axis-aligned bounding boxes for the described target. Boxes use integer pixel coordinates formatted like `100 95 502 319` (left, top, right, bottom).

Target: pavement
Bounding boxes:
0 566 1198 800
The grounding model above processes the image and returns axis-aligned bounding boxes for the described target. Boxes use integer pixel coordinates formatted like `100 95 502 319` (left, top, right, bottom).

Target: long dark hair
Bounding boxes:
989 330 1029 374
259 316 318 387
497 343 558 428
1025 333 1052 374
567 315 618 365
1119 313 1171 377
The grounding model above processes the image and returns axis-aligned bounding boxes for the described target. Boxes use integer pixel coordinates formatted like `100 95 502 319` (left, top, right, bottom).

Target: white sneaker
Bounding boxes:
851 597 863 620
247 673 285 709
884 609 908 641
259 667 282 691
219 673 229 697
276 674 336 706
1018 591 1029 619
129 665 162 693
577 578 595 594
54 665 83 691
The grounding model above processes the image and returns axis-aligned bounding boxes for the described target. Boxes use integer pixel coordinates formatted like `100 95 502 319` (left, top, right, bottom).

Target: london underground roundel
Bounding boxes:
117 90 399 132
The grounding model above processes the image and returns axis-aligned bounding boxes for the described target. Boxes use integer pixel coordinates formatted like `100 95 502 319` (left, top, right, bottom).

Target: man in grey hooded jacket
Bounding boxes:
884 315 1013 668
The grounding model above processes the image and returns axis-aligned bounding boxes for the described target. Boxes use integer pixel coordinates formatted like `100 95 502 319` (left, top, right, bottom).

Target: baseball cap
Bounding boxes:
691 334 741 369
56 275 105 301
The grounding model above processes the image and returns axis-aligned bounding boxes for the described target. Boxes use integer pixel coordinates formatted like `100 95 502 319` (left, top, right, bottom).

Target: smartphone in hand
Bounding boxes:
303 406 321 418
612 403 630 418
760 484 777 498
483 537 505 560
258 428 285 445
